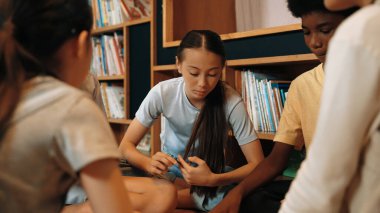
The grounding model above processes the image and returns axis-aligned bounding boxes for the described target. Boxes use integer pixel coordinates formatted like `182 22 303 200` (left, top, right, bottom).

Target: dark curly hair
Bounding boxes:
287 0 358 18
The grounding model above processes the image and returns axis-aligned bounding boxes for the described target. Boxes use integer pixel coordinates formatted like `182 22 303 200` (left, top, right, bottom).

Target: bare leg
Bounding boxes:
123 176 177 213
61 176 177 213
174 179 198 211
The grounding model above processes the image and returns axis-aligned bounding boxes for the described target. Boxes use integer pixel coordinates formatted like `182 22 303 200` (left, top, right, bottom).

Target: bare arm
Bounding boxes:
210 142 293 213
119 118 177 176
211 139 264 186
179 139 265 187
80 159 133 213
119 118 151 171
230 142 293 195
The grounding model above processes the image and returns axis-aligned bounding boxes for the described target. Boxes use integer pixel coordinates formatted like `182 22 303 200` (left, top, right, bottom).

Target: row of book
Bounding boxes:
241 70 290 132
100 83 126 119
91 33 125 77
89 0 151 28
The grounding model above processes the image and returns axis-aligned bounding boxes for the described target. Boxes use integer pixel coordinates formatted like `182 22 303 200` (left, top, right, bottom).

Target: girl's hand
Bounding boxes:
147 152 177 176
177 155 216 186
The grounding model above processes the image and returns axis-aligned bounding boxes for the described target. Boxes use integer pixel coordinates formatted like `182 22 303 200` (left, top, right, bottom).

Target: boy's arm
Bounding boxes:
211 142 293 213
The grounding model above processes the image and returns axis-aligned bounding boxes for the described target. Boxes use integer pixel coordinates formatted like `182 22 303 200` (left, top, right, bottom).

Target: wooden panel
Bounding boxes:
223 67 236 88
227 54 318 67
97 75 125 81
124 27 130 119
91 17 150 35
235 71 242 96
163 24 302 48
257 132 275 140
172 0 236 41
163 0 173 45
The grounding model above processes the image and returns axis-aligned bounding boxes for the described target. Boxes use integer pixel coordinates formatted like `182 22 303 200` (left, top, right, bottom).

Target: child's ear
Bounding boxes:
76 30 90 58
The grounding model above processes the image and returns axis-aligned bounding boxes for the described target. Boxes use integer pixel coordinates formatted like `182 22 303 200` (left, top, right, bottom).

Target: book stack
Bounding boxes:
241 70 290 132
91 32 125 77
100 83 126 119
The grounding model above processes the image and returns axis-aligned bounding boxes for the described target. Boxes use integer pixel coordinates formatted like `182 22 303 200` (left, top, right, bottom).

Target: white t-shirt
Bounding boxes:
280 1 380 212
136 77 257 158
0 76 120 212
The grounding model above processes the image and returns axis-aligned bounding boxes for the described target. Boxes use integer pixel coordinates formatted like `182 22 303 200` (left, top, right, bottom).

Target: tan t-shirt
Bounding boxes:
273 64 324 150
0 76 120 212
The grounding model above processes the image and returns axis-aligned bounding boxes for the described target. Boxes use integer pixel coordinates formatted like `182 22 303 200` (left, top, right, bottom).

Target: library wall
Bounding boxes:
172 0 236 40
155 0 311 66
150 0 320 154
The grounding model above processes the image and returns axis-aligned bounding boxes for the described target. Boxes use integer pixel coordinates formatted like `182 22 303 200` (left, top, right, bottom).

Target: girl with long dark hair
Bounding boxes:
120 30 264 211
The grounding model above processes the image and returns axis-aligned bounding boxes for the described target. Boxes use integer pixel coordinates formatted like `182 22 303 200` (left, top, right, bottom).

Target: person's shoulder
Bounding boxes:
223 82 243 106
291 64 323 87
29 76 86 100
18 76 94 122
157 76 183 86
224 82 241 98
153 77 183 93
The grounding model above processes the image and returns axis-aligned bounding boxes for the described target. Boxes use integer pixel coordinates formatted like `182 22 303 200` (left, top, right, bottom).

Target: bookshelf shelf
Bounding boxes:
90 0 152 143
124 17 151 27
152 54 318 72
92 23 124 35
257 132 276 140
98 75 125 81
163 24 302 48
92 17 152 35
162 0 301 48
108 118 133 125
227 54 318 67
152 64 177 71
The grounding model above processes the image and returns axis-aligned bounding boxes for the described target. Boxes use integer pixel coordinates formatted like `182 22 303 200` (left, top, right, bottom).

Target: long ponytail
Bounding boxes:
184 81 228 199
178 30 229 200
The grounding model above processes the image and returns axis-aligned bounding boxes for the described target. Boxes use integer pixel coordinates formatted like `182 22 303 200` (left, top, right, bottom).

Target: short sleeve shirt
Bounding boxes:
0 76 120 212
135 77 257 158
273 64 324 150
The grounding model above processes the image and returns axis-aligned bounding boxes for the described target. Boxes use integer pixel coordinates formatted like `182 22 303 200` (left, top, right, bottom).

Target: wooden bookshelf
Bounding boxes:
164 24 302 48
97 75 125 81
149 0 319 155
108 118 133 125
257 132 276 141
162 0 301 48
90 1 152 143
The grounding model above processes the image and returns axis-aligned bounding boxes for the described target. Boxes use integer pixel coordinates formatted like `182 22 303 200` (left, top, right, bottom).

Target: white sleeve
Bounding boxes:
280 39 380 211
135 84 163 127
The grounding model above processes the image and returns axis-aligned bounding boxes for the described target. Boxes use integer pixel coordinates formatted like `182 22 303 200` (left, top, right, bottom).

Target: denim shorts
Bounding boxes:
169 165 236 211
